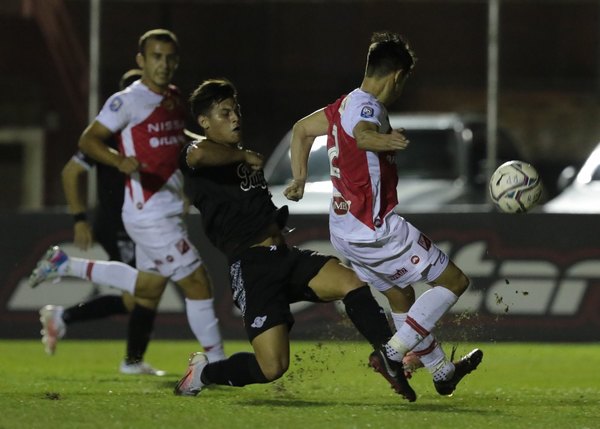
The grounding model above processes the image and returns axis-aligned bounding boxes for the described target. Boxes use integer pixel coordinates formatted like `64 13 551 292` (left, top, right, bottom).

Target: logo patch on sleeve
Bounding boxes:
360 106 374 118
109 97 123 112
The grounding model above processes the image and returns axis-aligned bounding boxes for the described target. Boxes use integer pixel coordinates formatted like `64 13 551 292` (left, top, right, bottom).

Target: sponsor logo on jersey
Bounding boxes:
237 164 267 191
166 255 174 263
109 97 123 112
411 255 420 264
332 195 351 215
147 120 185 133
176 239 190 255
360 106 374 118
389 267 408 280
251 315 267 328
149 134 186 148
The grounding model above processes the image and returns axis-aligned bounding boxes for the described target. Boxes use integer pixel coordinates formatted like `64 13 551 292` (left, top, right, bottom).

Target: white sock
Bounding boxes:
185 298 225 362
386 288 458 358
411 335 454 381
392 311 447 370
432 361 455 382
66 258 137 295
396 287 458 348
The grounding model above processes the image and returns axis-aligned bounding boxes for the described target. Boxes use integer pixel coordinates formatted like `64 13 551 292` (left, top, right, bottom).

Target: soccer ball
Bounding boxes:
489 160 543 213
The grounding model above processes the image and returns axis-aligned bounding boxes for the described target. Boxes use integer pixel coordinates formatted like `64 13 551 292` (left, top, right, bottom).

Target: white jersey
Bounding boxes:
324 88 401 242
96 80 187 224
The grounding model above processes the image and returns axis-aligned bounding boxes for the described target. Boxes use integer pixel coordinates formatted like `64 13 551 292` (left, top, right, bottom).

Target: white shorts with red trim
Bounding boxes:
330 215 449 292
124 215 202 282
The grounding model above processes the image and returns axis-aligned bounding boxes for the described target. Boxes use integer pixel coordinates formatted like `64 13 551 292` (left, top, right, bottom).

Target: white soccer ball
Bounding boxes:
489 160 543 213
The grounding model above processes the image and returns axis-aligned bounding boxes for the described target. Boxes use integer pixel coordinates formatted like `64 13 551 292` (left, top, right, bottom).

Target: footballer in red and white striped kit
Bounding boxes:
285 31 483 401
29 29 226 368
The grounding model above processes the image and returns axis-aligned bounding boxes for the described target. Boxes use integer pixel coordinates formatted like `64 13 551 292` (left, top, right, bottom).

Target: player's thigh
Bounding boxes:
429 259 469 296
134 270 169 301
307 258 364 301
251 324 290 381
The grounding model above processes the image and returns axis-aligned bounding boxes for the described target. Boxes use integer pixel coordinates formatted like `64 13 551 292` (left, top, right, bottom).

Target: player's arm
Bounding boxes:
284 108 329 202
186 140 263 170
353 121 410 152
79 121 141 174
61 157 93 250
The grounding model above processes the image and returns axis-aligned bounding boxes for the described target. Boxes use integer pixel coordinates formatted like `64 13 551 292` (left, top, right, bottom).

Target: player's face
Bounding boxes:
136 39 179 92
200 98 242 145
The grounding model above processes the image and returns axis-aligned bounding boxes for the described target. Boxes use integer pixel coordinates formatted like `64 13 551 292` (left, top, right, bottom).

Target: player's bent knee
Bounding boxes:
260 361 289 381
449 271 470 296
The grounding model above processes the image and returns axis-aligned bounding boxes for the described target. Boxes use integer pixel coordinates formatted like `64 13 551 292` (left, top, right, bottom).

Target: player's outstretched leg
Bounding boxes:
434 348 483 395
369 348 417 402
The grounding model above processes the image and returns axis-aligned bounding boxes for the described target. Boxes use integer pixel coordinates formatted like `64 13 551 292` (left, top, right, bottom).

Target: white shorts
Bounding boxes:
124 215 202 282
330 216 448 292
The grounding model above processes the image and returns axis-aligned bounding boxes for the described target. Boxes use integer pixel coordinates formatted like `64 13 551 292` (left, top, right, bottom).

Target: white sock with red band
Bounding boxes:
386 287 458 360
65 258 137 295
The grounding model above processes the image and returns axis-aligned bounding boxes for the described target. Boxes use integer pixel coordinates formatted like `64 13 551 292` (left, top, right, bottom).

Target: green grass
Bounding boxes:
0 340 599 429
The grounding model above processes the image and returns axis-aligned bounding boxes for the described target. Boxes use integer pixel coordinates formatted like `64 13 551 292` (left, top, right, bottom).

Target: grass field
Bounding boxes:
0 340 599 429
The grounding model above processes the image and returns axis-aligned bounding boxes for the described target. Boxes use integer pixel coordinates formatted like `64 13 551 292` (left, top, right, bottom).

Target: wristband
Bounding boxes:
73 212 88 223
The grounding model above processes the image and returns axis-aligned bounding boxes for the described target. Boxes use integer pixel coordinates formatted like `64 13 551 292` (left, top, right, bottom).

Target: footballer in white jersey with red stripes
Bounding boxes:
29 30 226 369
285 31 483 401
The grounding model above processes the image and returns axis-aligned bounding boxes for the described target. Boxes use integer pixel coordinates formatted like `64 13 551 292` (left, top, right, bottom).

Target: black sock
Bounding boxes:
202 352 269 387
125 304 157 364
343 286 393 349
62 295 128 324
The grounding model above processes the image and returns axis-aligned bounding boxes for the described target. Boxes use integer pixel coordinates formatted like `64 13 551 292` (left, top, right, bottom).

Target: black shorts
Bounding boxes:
229 244 334 341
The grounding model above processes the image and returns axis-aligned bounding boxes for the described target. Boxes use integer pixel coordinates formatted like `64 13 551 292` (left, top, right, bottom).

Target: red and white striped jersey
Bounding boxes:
96 81 187 223
324 88 400 242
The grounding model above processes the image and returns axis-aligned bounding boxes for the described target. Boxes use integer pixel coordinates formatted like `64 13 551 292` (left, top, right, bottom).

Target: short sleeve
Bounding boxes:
341 91 384 136
96 91 131 133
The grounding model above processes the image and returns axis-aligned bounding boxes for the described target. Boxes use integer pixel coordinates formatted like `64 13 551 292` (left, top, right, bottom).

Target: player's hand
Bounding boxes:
243 150 264 171
117 156 142 174
73 221 93 250
387 129 410 150
283 179 306 201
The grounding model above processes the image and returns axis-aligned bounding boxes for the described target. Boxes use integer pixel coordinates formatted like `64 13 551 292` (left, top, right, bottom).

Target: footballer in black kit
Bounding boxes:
179 142 328 340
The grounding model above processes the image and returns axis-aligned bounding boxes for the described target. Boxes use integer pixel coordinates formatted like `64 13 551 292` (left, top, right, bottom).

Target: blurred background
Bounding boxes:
1 0 599 210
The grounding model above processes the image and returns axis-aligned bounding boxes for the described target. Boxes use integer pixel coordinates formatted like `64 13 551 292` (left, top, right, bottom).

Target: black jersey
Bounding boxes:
179 141 288 260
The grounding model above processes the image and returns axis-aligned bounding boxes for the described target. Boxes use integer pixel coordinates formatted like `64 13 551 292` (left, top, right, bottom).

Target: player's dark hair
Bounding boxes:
365 31 416 78
119 69 142 90
138 29 179 55
189 79 238 134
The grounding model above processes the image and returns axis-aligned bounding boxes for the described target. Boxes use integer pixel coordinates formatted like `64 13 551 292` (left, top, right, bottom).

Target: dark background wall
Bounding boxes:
1 0 599 207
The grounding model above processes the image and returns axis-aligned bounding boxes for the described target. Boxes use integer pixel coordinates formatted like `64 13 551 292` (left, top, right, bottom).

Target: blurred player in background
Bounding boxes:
29 29 226 365
34 69 167 375
284 31 483 400
172 78 415 400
